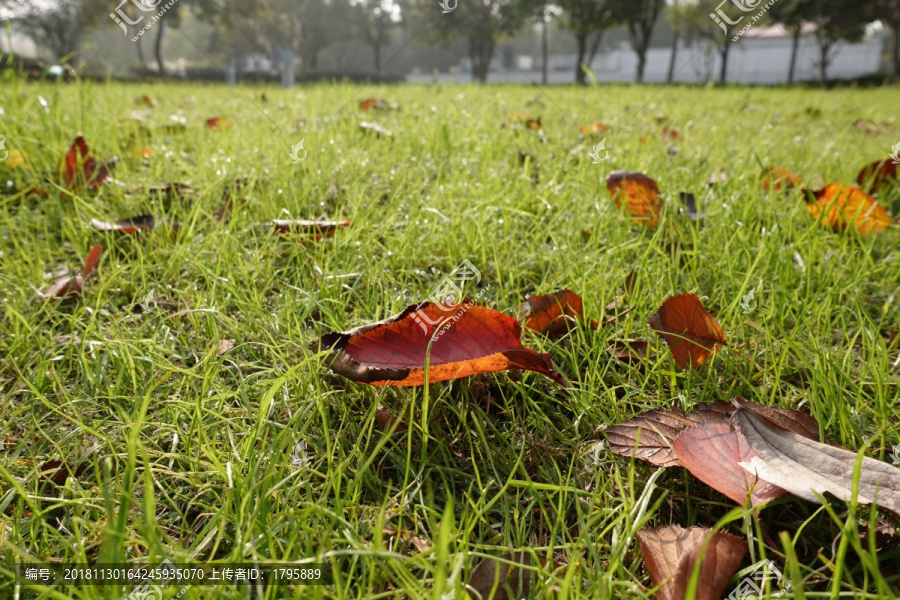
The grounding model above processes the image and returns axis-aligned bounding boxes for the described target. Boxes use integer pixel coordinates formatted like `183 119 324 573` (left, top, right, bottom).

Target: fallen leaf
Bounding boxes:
525 118 542 131
217 339 236 355
730 398 819 442
39 460 89 488
467 552 536 600
314 300 565 387
359 98 397 111
605 403 734 468
272 219 351 239
662 127 680 142
58 136 117 190
521 289 598 338
608 339 648 362
136 94 156 107
580 122 608 136
679 192 705 221
648 294 726 369
91 215 179 234
360 122 392 138
382 527 431 553
206 117 231 130
708 169 727 187
856 159 898 194
375 406 408 434
673 423 788 507
734 409 900 515
42 244 102 299
636 525 747 600
761 167 802 192
605 170 662 228
805 184 891 235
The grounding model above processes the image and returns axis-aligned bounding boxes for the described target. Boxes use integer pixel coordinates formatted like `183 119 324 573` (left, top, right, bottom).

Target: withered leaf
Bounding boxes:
272 219 351 239
42 244 102 299
606 170 662 228
637 525 747 600
91 215 180 234
805 183 891 235
679 192 705 221
735 409 900 515
59 136 117 190
648 294 726 369
761 167 802 192
856 159 899 195
314 301 565 387
467 552 537 600
521 289 598 338
673 423 787 507
730 398 819 442
605 403 733 468
608 339 648 362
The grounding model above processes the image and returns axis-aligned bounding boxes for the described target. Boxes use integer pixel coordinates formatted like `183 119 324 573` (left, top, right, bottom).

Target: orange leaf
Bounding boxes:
637 525 747 600
315 300 565 387
580 122 608 136
522 289 598 338
761 166 802 191
525 118 542 131
855 159 898 194
648 293 726 369
206 117 231 130
605 170 662 228
805 183 891 235
42 244 102 299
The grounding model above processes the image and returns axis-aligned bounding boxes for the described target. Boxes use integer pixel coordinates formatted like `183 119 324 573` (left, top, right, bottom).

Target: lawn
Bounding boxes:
0 78 899 599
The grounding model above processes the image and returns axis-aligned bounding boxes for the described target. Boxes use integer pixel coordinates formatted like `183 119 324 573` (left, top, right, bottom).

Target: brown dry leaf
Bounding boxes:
606 170 662 228
314 300 565 387
734 409 900 515
272 219 351 240
580 121 608 137
42 244 102 299
91 215 180 234
648 294 727 369
731 398 819 442
636 525 747 600
217 339 236 355
467 552 537 600
856 159 898 194
605 403 733 468
679 192 705 221
521 289 598 339
360 122 392 137
608 339 648 362
382 527 431 554
673 423 788 507
375 406 408 434
805 183 891 235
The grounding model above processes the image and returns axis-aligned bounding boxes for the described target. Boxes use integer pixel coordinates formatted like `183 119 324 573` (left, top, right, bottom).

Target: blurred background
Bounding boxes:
0 0 897 86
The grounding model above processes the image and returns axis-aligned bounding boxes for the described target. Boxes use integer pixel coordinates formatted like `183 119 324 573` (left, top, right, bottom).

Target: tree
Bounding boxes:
557 0 615 85
864 0 900 83
0 0 105 62
770 0 873 85
352 0 402 72
415 0 528 83
667 1 732 84
610 0 665 83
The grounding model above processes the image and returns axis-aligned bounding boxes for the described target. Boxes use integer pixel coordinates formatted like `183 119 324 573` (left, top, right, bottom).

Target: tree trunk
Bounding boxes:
787 26 800 85
136 35 145 64
666 32 679 83
819 40 830 86
155 18 166 76
587 31 603 70
374 44 381 72
541 18 548 85
469 36 493 83
892 24 899 84
635 48 646 83
719 40 730 84
574 32 587 85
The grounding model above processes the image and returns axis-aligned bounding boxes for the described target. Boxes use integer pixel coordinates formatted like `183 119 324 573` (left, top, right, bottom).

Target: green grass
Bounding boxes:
0 78 899 599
